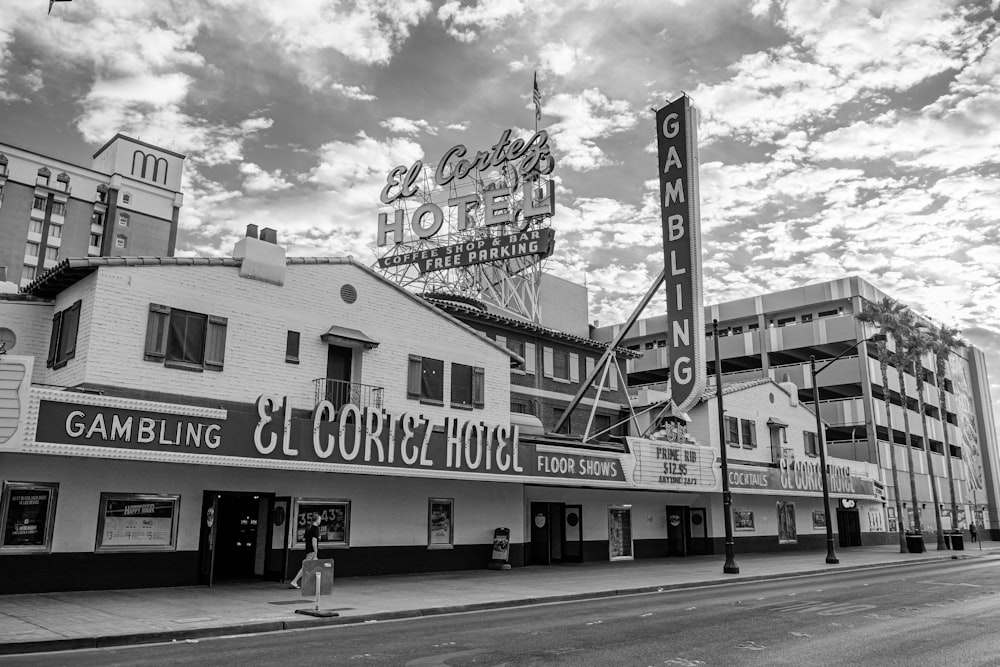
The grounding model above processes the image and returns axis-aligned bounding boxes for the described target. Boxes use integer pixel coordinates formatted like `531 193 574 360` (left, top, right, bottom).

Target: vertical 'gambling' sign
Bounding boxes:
656 94 706 414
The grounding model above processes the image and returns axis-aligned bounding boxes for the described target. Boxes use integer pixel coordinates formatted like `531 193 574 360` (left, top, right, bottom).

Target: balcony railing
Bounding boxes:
313 378 384 411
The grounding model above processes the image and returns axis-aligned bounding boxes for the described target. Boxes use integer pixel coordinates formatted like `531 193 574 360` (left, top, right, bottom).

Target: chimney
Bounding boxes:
778 372 798 407
232 225 286 285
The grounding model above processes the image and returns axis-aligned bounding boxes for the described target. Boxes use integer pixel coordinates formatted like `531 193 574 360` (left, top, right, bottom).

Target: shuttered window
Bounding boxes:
741 419 757 449
407 355 443 404
143 303 227 371
47 300 81 369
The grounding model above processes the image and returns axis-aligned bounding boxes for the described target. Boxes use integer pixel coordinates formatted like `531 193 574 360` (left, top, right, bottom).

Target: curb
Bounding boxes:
0 552 972 656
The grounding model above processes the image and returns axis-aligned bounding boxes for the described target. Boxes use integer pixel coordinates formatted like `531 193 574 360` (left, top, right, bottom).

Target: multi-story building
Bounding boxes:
423 292 636 441
0 134 185 287
593 276 999 539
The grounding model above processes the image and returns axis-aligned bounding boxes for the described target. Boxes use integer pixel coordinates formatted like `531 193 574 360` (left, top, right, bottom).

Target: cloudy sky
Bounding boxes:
3 0 1000 415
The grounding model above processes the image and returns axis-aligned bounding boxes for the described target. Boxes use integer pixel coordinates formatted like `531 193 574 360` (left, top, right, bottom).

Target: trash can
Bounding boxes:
905 532 926 553
950 532 964 551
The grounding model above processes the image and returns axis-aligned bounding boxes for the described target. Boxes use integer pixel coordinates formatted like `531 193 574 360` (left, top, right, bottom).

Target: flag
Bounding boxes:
533 72 542 123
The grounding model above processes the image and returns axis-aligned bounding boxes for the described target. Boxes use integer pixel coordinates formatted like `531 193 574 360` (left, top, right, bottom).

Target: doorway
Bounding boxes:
326 345 354 408
836 508 863 547
530 502 583 564
666 505 708 556
199 491 275 585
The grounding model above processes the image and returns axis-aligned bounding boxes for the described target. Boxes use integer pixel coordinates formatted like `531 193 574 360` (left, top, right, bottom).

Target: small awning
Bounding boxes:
767 417 788 428
510 413 545 435
320 325 379 349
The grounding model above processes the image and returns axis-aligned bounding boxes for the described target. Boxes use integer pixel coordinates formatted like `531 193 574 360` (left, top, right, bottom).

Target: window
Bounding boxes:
748 323 760 331
725 415 740 446
645 341 655 350
118 213 129 227
48 224 62 240
50 201 65 217
511 399 534 415
608 506 633 559
91 211 105 227
22 265 36 280
144 304 227 371
506 337 525 358
285 330 300 364
731 326 743 335
89 233 101 248
740 419 757 449
450 362 484 408
25 243 39 257
44 247 57 262
36 167 50 185
122 191 132 205
818 308 840 318
543 346 576 381
554 407 571 434
292 498 350 548
407 355 443 403
776 316 796 327
95 493 179 552
29 219 43 234
115 234 126 249
801 313 814 323
1 482 59 553
32 195 46 211
46 299 81 369
553 348 568 378
428 498 453 549
804 431 819 456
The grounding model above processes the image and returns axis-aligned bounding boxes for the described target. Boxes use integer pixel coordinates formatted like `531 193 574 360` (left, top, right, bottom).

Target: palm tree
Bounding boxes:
856 298 908 552
888 307 924 543
928 325 964 537
905 324 946 550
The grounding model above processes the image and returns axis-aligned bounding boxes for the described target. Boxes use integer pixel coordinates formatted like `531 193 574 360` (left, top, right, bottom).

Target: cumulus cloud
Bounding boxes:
380 117 438 135
545 88 638 171
331 83 377 101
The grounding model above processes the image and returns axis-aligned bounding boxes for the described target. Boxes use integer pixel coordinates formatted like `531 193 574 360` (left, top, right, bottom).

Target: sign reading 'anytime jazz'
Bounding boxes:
655 95 706 414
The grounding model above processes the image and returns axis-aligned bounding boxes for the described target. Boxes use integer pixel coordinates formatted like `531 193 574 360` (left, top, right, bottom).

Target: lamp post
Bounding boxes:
810 333 887 565
714 319 739 574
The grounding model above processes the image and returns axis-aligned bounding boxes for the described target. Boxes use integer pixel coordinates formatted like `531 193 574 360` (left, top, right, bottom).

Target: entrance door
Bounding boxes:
562 505 583 562
198 492 219 586
326 345 354 408
666 505 689 557
688 507 709 555
265 496 291 581
198 491 272 583
836 509 863 547
530 502 552 564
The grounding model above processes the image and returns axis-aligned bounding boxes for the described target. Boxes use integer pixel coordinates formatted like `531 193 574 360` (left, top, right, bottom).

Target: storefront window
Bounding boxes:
777 501 797 544
428 498 453 549
1 482 58 553
608 505 633 560
95 493 180 551
292 498 350 548
734 508 755 531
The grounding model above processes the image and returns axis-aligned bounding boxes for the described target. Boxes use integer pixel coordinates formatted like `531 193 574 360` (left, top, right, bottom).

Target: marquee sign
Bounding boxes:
627 436 720 492
33 395 625 485
375 128 557 272
727 461 879 499
655 95 706 414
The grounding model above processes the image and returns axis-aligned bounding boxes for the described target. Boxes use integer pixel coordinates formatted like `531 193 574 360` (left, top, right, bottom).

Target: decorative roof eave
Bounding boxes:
424 296 641 358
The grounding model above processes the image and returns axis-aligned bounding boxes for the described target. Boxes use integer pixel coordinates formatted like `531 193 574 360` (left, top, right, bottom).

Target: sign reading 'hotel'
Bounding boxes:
655 94 706 414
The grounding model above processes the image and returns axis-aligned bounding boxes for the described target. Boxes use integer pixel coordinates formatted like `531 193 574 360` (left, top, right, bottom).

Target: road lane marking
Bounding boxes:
917 581 981 587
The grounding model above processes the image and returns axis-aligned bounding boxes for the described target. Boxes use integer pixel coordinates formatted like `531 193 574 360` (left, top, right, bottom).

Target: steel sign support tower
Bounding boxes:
655 94 706 416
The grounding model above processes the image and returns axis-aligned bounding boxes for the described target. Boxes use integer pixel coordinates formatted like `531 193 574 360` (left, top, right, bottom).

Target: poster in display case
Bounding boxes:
734 509 755 531
428 498 453 548
1 481 58 553
608 505 633 560
96 493 179 551
292 498 351 548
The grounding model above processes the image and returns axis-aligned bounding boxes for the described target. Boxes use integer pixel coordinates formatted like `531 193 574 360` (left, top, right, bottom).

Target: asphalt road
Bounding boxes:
4 558 1000 666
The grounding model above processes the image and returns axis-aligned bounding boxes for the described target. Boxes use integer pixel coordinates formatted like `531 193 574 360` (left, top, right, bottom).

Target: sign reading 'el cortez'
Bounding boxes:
655 95 706 414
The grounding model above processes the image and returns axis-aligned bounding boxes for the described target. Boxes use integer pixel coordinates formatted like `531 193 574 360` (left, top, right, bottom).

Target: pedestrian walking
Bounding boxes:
970 524 978 542
289 514 322 589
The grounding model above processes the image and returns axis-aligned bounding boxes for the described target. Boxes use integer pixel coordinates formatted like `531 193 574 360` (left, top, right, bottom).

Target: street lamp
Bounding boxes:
810 333 887 564
714 319 739 574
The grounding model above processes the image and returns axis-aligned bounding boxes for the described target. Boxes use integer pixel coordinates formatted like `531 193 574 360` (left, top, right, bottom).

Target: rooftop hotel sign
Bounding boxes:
655 94 706 414
375 128 556 273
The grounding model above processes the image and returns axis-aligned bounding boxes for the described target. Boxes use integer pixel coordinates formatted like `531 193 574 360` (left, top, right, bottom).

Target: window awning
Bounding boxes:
320 325 379 349
766 417 788 428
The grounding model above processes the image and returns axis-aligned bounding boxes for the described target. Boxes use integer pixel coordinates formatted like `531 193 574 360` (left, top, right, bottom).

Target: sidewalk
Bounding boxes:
2 541 997 655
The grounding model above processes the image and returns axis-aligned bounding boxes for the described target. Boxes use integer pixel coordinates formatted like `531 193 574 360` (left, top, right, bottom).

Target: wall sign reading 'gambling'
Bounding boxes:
376 128 557 271
655 95 706 414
